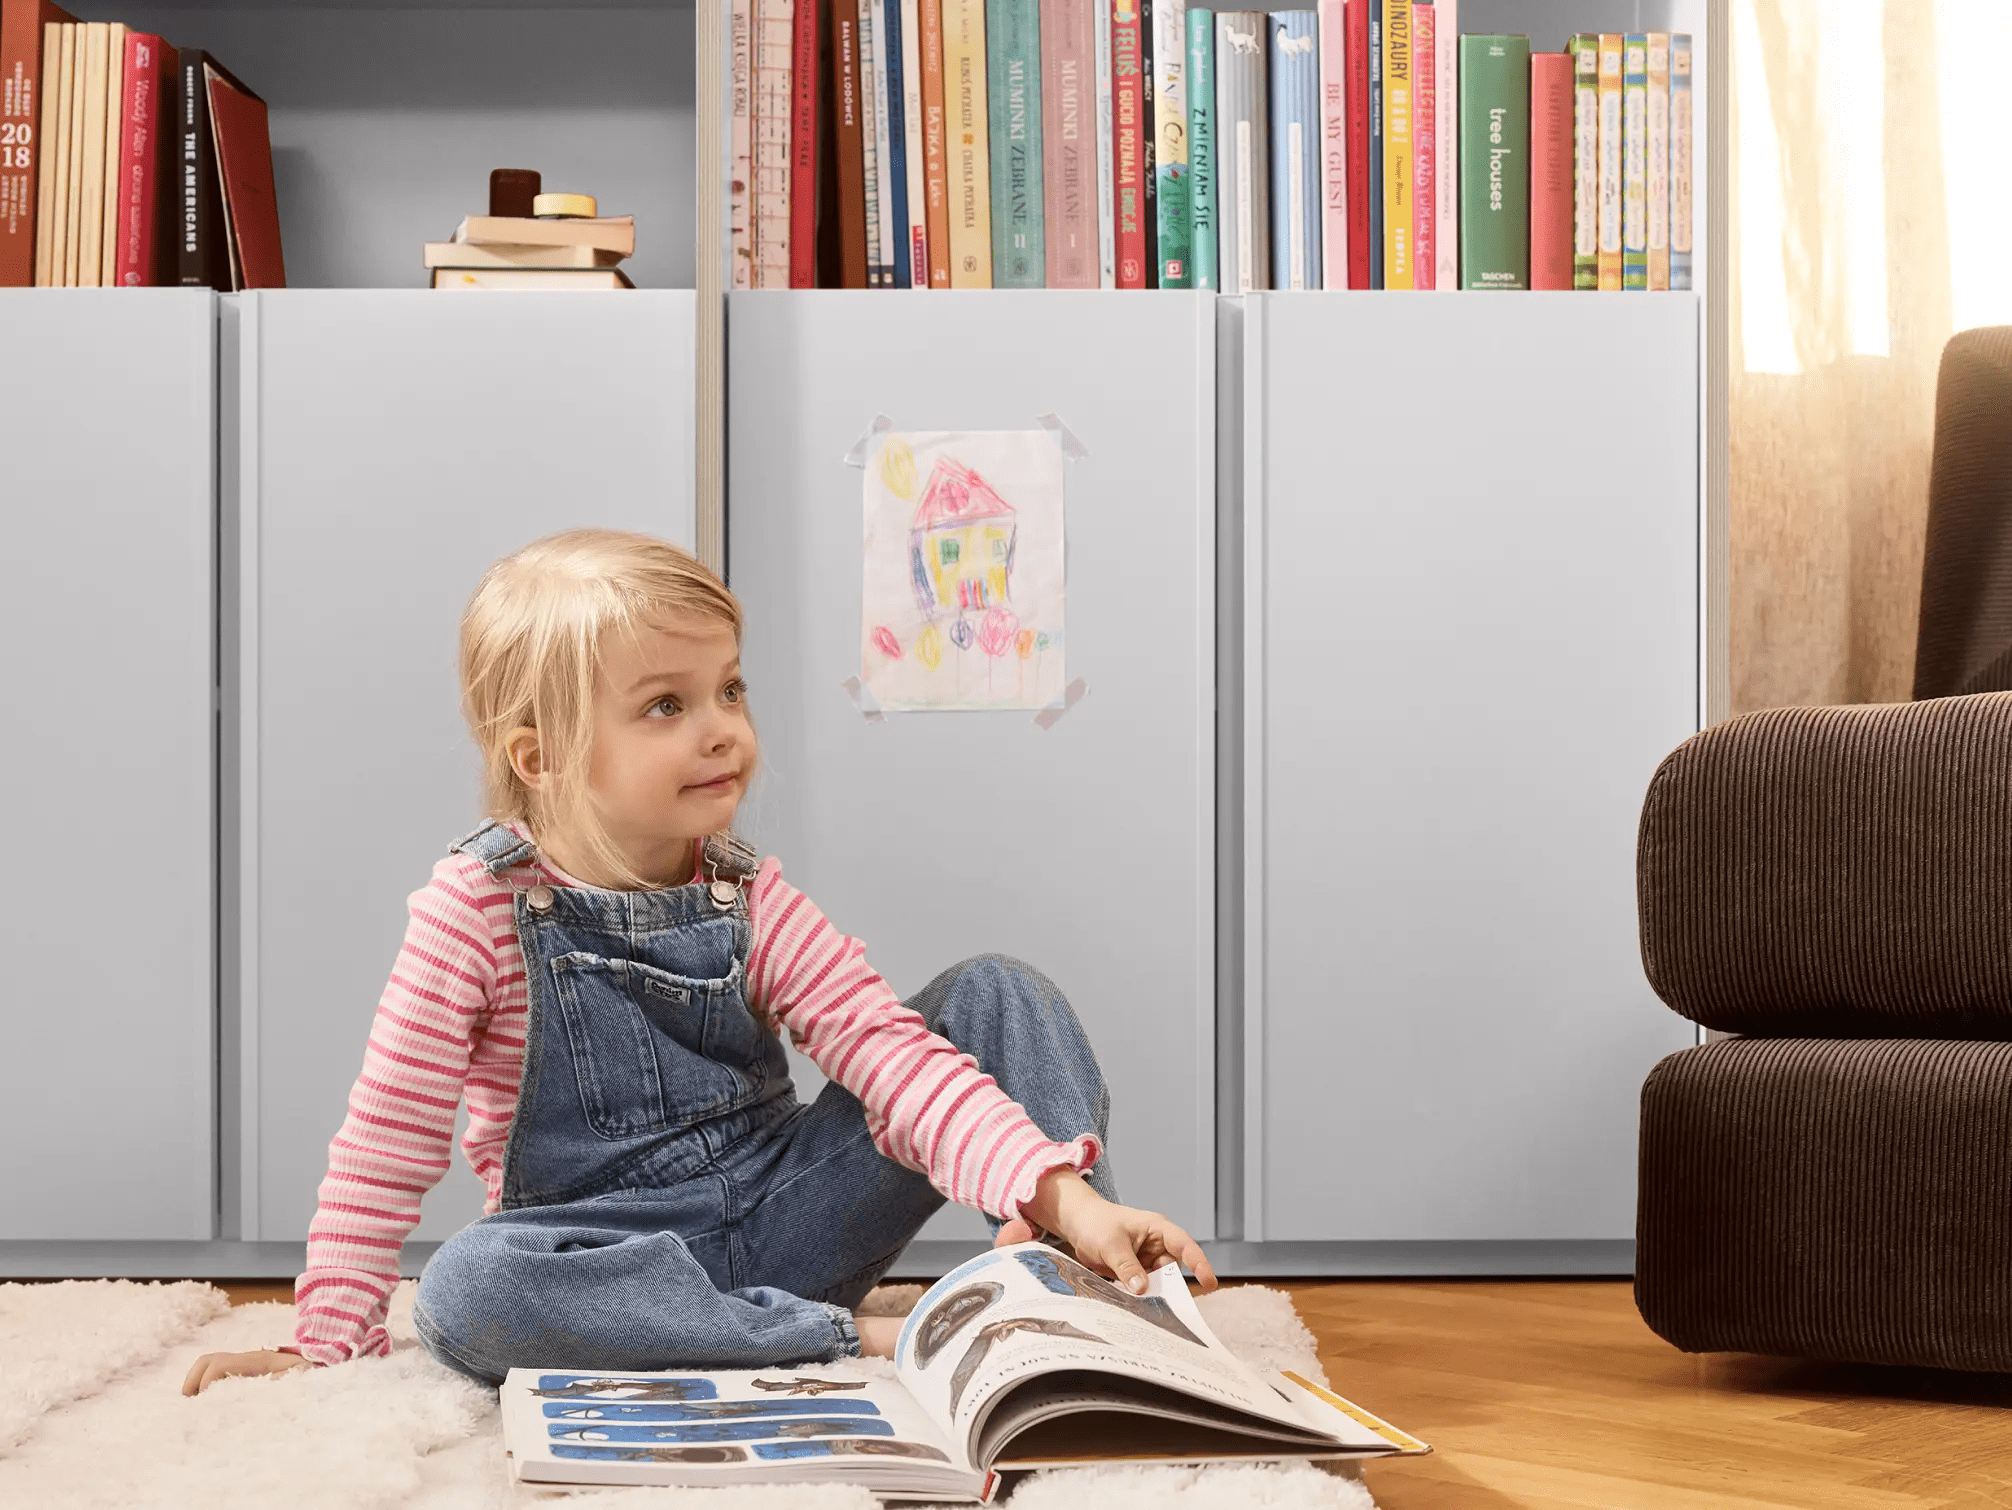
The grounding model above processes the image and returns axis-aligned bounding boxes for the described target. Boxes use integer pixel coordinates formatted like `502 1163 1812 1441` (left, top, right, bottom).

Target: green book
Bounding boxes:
1458 33 1530 290
1621 32 1648 289
987 0 1045 285
1567 33 1599 290
1187 6 1216 288
1154 0 1192 285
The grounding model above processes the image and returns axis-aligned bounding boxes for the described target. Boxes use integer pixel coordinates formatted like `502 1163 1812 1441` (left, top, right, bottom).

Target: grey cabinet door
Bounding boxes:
1240 292 1700 1244
0 290 216 1240
227 290 697 1243
727 291 1216 1243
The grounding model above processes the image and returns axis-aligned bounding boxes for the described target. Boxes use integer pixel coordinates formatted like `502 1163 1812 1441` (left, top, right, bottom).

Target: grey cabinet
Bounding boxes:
726 291 1218 1249
225 290 699 1243
0 290 217 1240
1232 293 1700 1253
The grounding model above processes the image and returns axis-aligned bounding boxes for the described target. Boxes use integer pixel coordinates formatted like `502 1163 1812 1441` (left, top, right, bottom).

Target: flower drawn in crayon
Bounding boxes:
878 437 918 501
949 619 976 651
871 626 903 660
917 625 943 669
976 608 1020 658
1015 628 1036 661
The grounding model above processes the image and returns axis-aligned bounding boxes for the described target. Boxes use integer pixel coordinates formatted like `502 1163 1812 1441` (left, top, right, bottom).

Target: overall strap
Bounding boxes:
701 831 761 885
448 817 540 876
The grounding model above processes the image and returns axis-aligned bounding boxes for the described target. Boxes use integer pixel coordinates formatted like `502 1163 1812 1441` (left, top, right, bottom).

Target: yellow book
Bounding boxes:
1381 0 1413 288
1596 32 1622 290
32 21 63 285
97 22 125 286
58 21 80 283
940 0 992 286
73 20 105 287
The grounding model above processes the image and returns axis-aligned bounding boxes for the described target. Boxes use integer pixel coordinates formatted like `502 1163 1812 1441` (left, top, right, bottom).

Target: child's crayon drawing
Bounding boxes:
549 1418 896 1444
861 429 1067 712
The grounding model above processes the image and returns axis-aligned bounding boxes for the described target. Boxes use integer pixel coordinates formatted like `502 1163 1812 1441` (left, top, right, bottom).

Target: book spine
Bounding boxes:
790 0 820 285
920 0 952 284
730 0 754 288
883 0 911 284
1268 10 1317 290
1139 0 1157 284
1366 0 1381 286
1567 33 1596 289
1380 0 1409 287
50 24 72 284
1214 10 1267 292
1153 0 1189 285
64 20 84 284
900 0 927 285
114 31 163 286
829 0 870 287
987 0 1042 285
1457 33 1527 289
1411 0 1432 288
1596 33 1621 290
74 21 103 286
1041 0 1097 285
1345 0 1368 287
31 20 63 285
1186 5 1215 288
1092 0 1115 283
1646 31 1668 290
95 20 119 284
1432 0 1456 290
1317 0 1345 289
1529 51 1571 289
1111 0 1145 286
0 0 61 286
755 0 794 287
1670 33 1691 290
860 0 887 285
1621 33 1645 289
942 0 993 284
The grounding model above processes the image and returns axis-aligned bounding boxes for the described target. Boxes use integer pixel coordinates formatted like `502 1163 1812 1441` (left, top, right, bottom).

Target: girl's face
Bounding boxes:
576 612 755 885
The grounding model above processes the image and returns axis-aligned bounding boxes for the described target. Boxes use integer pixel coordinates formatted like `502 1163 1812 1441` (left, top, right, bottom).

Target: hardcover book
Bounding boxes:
175 47 238 289
1139 0 1157 282
730 0 754 288
1318 0 1345 289
1185 4 1216 288
1093 0 1115 282
880 0 911 285
1412 0 1432 287
43 22 70 283
113 29 169 286
501 1245 1430 1502
987 0 1043 285
454 215 637 255
206 60 283 288
1366 0 1380 285
1567 32 1597 289
1430 0 1456 290
1595 32 1620 290
1457 32 1527 289
1111 0 1146 286
1152 0 1189 285
1646 30 1668 290
433 267 633 290
1213 8 1267 292
859 0 888 285
827 0 870 287
73 21 108 286
1 0 76 285
790 0 820 284
1345 0 1368 286
94 20 126 285
754 0 794 287
942 0 994 284
1621 32 1645 290
920 0 952 284
900 0 927 284
1268 9 1319 290
1379 0 1409 287
1528 50 1571 289
1670 33 1691 290
1040 0 1097 285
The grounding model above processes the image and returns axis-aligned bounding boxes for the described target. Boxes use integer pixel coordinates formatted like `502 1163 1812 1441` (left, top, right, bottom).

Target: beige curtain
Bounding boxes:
1730 0 1954 711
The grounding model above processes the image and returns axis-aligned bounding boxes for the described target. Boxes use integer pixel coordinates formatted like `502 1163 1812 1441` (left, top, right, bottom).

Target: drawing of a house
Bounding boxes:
909 458 1017 617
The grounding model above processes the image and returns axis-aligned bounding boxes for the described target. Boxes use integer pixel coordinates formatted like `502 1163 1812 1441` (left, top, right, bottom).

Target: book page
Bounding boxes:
894 1242 1330 1452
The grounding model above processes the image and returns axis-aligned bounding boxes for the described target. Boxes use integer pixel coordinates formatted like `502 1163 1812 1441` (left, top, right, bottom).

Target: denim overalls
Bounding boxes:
411 817 1114 1386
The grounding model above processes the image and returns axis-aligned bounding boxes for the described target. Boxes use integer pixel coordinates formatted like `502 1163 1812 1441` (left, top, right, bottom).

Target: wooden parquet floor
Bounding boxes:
218 1278 2012 1507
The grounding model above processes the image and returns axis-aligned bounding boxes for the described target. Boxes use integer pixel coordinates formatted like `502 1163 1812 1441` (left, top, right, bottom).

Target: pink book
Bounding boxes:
1040 0 1097 285
1318 0 1346 289
1530 50 1574 289
1412 1 1434 288
114 31 168 286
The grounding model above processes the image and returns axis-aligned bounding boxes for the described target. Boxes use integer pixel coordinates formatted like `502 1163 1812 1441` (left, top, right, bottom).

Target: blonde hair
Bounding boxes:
459 528 747 892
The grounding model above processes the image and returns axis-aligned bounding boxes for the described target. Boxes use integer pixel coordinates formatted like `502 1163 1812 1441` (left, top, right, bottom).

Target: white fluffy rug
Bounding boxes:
0 1278 1377 1509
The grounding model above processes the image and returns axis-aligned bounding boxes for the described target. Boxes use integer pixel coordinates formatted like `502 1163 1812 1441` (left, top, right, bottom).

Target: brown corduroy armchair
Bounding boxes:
1913 325 2012 700
1633 693 2012 1373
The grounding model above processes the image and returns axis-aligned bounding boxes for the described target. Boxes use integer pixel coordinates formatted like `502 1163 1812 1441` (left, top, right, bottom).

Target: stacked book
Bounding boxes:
427 207 636 290
0 0 282 288
737 0 1693 291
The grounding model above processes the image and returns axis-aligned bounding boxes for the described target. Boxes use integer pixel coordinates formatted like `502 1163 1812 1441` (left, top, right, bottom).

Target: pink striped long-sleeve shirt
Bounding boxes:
293 823 1099 1364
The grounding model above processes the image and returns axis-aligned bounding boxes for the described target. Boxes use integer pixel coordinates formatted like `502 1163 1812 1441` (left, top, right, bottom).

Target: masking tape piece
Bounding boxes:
1035 413 1091 461
1032 677 1089 729
843 413 896 467
841 676 887 723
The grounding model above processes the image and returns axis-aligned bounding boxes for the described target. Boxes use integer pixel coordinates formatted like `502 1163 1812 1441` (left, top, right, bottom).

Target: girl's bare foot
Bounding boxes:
854 1313 904 1358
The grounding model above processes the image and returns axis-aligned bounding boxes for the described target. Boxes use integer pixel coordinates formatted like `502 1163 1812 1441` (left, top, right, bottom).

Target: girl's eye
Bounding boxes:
723 679 748 705
648 696 683 718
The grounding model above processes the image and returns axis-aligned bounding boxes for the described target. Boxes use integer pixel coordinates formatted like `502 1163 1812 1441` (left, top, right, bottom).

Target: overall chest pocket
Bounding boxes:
548 953 768 1140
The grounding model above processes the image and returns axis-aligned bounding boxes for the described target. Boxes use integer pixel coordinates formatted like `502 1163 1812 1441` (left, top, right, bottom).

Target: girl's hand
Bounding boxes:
1011 1167 1219 1296
180 1348 314 1396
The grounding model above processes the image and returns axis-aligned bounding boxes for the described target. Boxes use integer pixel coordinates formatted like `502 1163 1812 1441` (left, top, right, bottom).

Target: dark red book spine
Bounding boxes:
827 0 868 287
1529 50 1574 289
789 0 819 285
0 0 76 286
1345 0 1370 288
1111 0 1144 287
114 31 167 285
207 69 284 288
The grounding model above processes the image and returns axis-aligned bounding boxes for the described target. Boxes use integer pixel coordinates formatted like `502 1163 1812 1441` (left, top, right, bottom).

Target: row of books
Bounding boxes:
728 0 1692 291
0 0 284 288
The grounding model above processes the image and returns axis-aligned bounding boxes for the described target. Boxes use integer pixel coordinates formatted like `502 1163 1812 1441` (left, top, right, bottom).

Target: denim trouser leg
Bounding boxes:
735 953 1115 1306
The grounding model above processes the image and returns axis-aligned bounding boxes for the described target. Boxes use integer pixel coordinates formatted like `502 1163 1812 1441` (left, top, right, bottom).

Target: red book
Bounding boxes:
789 0 818 284
113 30 167 286
0 0 76 285
1344 0 1370 288
207 66 285 288
1411 1 1433 288
1111 0 1144 287
919 0 950 285
1529 50 1573 289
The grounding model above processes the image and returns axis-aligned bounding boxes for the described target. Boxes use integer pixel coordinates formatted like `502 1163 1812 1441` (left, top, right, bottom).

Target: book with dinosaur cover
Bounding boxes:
501 1242 1429 1501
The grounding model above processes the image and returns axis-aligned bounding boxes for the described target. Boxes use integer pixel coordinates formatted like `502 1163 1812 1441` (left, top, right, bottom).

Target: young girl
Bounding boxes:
183 528 1213 1395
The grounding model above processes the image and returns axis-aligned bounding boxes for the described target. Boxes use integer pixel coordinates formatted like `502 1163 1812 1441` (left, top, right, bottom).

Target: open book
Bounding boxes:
500 1241 1429 1501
